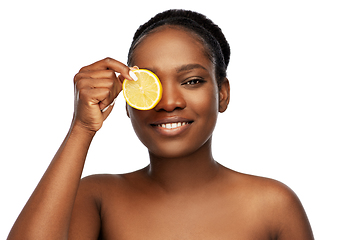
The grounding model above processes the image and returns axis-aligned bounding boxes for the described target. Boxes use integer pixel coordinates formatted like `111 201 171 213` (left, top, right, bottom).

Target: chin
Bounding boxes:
147 136 213 160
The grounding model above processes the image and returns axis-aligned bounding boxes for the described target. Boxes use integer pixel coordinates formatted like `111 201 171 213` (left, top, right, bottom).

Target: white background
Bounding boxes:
1 0 359 239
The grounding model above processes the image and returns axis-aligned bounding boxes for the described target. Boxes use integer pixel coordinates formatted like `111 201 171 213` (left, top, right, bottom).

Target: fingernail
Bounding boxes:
101 105 110 113
101 98 116 113
129 70 138 81
129 66 139 70
110 97 117 106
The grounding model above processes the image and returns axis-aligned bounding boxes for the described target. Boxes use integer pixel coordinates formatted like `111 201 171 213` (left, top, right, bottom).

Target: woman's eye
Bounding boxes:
184 79 204 85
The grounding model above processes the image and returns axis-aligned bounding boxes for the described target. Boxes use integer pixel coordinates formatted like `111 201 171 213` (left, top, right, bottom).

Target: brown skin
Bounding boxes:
8 27 314 240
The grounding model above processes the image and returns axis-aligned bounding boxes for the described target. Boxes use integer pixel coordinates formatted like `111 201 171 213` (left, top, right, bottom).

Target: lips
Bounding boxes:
150 117 193 135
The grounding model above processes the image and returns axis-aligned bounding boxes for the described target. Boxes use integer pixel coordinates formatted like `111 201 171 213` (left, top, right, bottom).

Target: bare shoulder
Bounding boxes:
77 174 120 198
79 169 145 194
240 172 298 203
80 173 123 187
69 174 125 239
69 170 146 239
223 168 298 201
223 168 314 239
79 168 151 201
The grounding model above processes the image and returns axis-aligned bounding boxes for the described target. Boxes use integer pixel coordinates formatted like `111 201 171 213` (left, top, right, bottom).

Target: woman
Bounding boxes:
8 9 314 239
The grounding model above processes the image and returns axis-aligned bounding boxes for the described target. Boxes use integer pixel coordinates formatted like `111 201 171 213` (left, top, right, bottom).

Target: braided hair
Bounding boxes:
127 9 230 87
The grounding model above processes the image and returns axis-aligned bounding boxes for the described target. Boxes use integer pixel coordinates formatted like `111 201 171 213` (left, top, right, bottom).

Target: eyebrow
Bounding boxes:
176 63 207 73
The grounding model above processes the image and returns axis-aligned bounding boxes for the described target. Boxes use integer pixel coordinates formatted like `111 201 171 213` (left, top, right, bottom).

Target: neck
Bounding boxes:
146 138 220 193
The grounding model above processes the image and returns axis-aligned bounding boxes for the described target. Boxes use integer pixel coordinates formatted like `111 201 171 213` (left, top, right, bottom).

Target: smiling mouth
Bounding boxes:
154 121 192 129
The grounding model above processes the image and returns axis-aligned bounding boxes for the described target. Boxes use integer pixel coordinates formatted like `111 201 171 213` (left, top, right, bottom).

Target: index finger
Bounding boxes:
80 57 137 81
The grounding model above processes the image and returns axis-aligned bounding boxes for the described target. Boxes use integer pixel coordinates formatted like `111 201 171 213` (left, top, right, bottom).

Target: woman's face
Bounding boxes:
127 26 228 159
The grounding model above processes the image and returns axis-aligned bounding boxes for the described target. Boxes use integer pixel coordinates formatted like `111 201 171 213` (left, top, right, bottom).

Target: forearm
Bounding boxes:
8 123 95 240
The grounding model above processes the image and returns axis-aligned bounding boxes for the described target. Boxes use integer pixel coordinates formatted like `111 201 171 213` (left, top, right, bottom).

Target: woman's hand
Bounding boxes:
7 57 137 240
72 58 136 133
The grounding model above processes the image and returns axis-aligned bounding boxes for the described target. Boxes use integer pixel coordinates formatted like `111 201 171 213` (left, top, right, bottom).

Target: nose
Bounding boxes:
154 81 186 112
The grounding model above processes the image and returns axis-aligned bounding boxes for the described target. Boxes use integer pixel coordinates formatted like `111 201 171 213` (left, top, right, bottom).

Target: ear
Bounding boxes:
219 78 230 113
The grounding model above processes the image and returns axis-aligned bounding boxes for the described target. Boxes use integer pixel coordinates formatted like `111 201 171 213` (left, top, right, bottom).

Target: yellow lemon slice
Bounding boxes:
122 69 162 110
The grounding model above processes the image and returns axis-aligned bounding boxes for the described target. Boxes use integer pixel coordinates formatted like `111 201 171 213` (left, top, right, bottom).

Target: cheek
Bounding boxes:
187 87 219 142
190 86 219 120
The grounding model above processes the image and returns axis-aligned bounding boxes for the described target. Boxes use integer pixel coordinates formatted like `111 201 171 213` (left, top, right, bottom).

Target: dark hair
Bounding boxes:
127 9 230 87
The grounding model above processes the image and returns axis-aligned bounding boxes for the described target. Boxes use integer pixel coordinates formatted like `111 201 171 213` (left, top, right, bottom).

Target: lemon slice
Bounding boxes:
122 69 162 110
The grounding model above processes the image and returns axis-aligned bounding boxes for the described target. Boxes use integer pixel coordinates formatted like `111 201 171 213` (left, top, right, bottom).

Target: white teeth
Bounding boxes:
157 122 189 129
